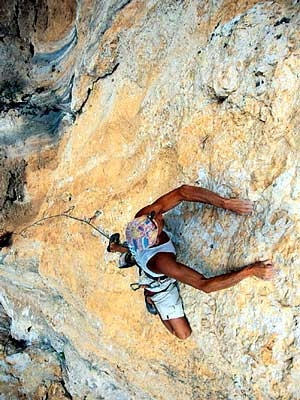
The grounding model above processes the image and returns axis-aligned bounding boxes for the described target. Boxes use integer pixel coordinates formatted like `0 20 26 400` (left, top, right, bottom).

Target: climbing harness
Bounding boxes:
106 230 173 297
129 279 167 291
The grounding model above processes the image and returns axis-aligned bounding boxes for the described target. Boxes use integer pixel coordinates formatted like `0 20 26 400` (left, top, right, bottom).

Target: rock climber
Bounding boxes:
108 185 275 340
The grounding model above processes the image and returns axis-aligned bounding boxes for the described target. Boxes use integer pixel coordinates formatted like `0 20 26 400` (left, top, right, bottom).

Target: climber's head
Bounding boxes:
125 213 158 252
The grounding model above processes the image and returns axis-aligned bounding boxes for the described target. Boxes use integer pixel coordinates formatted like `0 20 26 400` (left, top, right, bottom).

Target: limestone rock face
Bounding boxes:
1 1 300 399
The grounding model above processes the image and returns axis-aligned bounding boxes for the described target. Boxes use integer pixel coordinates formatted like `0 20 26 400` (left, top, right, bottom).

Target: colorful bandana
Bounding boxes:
125 215 158 252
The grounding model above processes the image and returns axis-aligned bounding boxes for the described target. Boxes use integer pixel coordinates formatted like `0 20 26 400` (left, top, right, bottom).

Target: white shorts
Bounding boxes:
150 282 184 321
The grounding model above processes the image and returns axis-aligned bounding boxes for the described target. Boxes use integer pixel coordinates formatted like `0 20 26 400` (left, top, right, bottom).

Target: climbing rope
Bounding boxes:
10 207 111 243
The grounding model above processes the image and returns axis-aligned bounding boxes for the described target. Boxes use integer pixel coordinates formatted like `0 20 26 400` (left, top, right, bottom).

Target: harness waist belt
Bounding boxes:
144 281 175 296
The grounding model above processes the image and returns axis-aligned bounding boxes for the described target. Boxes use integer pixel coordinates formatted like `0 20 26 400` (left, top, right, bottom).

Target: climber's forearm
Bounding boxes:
197 260 275 292
180 185 253 215
197 267 252 293
179 185 226 208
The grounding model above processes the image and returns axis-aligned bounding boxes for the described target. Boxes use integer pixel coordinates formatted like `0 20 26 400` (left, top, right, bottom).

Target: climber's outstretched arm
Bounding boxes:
148 254 275 293
136 185 253 217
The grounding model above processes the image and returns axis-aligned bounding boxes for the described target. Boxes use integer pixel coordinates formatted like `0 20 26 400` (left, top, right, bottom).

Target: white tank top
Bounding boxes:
135 236 176 276
134 238 177 291
132 233 176 292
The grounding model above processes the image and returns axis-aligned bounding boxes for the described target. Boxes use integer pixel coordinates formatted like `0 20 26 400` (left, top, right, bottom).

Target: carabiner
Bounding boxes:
130 282 141 291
